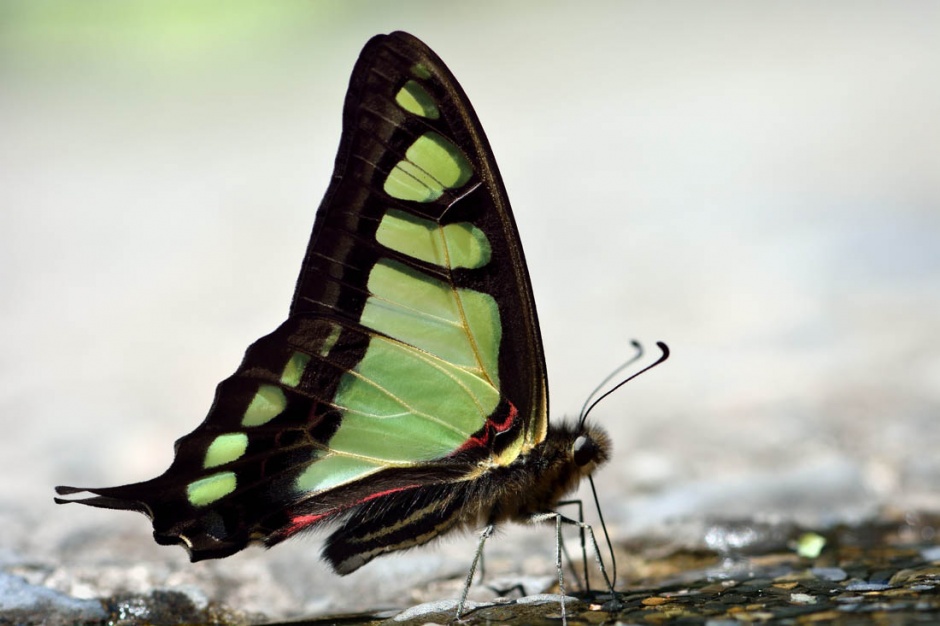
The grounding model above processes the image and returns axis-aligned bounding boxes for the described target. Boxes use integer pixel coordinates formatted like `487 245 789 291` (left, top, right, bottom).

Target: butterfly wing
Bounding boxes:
56 31 548 565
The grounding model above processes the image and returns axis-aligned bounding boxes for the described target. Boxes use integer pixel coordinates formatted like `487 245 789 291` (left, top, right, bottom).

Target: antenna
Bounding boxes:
578 340 644 420
581 340 670 602
579 341 670 427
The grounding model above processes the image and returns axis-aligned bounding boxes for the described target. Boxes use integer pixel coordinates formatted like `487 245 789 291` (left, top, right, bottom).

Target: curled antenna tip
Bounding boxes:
579 339 671 425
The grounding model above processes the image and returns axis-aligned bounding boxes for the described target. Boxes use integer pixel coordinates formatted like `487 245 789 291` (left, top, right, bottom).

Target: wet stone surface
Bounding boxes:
18 511 938 625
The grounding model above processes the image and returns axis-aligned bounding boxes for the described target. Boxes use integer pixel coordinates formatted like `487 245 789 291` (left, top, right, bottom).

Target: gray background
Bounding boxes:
2 0 938 617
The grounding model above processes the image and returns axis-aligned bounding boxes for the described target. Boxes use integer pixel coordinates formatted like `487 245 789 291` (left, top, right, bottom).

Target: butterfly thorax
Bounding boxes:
467 420 612 526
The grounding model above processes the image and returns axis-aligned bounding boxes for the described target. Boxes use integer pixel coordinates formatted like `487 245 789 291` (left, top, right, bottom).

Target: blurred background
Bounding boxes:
2 0 938 618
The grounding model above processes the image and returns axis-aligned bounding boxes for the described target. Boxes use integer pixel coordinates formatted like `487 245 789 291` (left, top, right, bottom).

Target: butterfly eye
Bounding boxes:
572 435 597 467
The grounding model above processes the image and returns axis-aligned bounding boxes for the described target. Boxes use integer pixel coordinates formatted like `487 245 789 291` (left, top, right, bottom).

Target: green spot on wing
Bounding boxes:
203 433 248 469
294 454 383 494
459 289 501 379
280 351 311 387
332 335 499 461
383 132 473 202
375 209 491 269
395 80 439 119
319 323 342 357
187 472 236 507
362 259 501 381
441 222 491 268
410 63 431 80
242 384 286 426
324 258 503 465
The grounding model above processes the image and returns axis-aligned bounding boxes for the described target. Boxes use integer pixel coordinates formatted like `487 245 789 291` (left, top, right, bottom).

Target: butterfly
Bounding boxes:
55 31 630 620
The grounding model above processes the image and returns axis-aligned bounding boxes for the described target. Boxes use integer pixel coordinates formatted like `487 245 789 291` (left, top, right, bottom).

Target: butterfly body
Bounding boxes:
56 31 613 595
321 420 611 574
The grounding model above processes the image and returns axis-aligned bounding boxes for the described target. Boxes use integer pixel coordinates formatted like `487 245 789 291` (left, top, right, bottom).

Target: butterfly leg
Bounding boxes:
530 510 618 622
564 512 615 594
529 511 570 624
455 523 494 621
557 498 589 593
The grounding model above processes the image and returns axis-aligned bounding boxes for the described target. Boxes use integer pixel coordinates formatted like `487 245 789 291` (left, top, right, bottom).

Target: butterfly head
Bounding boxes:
571 422 612 475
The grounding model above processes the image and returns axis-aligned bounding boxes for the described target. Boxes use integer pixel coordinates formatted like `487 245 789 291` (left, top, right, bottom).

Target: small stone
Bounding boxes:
811 567 848 582
789 592 816 604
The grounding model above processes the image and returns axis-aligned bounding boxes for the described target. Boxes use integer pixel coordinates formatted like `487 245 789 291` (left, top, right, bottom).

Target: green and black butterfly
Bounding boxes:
56 31 633 618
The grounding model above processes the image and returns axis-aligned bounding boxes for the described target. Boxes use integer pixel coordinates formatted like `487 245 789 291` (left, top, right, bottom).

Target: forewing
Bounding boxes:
292 31 548 443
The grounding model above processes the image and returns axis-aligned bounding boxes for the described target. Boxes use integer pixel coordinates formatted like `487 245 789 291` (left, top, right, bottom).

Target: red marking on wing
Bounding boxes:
455 401 519 453
492 402 517 431
282 483 422 538
284 512 329 533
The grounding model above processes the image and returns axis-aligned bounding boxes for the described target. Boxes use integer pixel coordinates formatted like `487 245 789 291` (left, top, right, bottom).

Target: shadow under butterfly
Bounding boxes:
55 31 669 623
